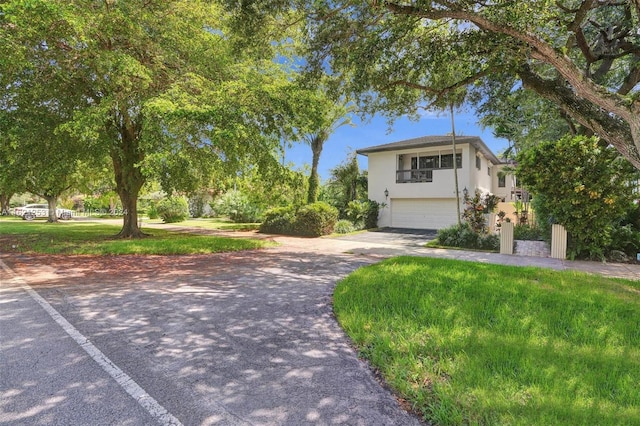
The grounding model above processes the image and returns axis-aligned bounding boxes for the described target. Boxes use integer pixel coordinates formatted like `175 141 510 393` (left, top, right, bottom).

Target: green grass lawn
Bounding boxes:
334 257 640 426
0 218 271 255
147 217 261 231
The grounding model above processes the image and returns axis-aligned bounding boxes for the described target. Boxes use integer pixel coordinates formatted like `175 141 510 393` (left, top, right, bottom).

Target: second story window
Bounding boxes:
498 175 506 187
441 153 462 169
397 152 462 183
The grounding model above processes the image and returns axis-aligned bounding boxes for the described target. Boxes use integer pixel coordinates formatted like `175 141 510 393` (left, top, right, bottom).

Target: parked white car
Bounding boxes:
13 204 74 220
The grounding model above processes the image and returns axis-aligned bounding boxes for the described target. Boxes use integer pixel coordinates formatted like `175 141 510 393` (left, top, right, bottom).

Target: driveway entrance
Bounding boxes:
1 249 422 425
334 227 437 247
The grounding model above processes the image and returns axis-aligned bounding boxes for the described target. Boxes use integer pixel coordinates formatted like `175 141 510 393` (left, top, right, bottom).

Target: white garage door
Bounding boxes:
391 198 458 230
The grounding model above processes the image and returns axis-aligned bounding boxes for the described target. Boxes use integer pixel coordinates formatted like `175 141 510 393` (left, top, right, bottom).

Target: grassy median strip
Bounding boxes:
0 220 271 255
334 257 640 426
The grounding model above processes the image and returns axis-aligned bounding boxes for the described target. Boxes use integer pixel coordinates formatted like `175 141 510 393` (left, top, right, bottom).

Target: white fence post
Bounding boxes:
551 224 567 259
500 221 514 255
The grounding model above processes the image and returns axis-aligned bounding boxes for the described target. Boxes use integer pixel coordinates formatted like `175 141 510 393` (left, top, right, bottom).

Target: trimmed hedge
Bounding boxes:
295 202 339 237
260 206 297 235
259 202 338 237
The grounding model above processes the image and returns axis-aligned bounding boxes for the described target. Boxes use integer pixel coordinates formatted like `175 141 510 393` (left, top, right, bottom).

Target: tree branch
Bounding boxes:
382 1 637 123
519 64 640 168
382 68 492 99
568 0 595 32
618 62 640 95
382 80 437 94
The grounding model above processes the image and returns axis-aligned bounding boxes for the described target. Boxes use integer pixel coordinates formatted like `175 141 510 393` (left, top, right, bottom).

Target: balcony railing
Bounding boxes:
396 168 433 183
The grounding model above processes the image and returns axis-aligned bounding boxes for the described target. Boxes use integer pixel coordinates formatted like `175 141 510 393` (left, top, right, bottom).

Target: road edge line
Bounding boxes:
0 259 183 426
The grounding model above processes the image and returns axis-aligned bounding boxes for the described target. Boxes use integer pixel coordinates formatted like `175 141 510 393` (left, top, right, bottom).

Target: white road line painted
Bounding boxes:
0 259 183 426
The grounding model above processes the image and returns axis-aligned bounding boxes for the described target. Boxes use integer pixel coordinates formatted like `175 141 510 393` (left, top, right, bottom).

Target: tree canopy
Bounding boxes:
294 90 353 204
278 0 640 168
1 0 305 236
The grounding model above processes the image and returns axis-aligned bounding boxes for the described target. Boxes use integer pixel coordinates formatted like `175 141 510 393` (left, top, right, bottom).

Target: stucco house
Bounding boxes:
357 135 518 230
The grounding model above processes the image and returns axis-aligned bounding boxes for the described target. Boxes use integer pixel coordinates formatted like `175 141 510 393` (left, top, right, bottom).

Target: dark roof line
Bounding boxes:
356 135 503 165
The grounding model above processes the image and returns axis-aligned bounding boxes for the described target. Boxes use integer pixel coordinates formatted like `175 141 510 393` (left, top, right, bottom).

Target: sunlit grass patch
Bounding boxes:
0 219 271 255
334 257 640 425
149 217 260 231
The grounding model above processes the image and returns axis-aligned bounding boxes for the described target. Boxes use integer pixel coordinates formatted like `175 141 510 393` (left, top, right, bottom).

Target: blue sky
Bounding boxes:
283 108 510 181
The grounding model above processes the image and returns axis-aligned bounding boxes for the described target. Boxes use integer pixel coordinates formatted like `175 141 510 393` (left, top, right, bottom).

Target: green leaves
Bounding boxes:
293 0 640 168
517 135 639 259
1 0 309 235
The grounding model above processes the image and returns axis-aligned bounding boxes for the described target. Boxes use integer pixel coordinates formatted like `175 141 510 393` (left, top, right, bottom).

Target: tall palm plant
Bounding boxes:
302 97 353 204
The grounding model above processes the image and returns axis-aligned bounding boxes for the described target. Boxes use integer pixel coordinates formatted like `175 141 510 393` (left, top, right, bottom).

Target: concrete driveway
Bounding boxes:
0 247 423 425
334 228 437 247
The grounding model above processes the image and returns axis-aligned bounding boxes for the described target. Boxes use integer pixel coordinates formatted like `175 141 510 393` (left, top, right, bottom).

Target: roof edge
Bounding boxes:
356 135 502 165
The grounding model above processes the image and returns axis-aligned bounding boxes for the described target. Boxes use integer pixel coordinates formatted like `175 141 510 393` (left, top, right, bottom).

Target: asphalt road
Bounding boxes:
0 247 423 426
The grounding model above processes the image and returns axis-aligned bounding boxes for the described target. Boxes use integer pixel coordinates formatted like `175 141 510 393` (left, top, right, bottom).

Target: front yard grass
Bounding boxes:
334 257 640 426
147 217 261 231
0 219 271 255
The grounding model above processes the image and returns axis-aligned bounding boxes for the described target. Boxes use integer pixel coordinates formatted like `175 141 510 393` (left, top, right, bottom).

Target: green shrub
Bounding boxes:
259 206 297 234
607 224 640 257
260 202 339 237
334 219 356 234
213 190 263 223
294 202 339 237
345 199 381 230
189 191 212 218
147 203 159 220
437 223 499 251
156 197 189 223
363 200 381 229
83 197 102 212
518 135 640 260
514 224 545 241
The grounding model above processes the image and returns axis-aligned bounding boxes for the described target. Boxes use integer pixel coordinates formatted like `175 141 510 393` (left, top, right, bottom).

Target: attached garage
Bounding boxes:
390 198 459 230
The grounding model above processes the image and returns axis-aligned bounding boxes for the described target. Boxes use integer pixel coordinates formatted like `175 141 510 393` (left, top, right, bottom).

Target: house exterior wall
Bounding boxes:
368 144 477 227
491 164 514 201
471 148 493 194
363 139 522 229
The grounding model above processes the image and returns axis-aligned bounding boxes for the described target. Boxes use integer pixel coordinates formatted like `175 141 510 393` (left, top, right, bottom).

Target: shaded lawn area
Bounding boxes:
334 257 640 426
146 217 260 231
0 219 272 255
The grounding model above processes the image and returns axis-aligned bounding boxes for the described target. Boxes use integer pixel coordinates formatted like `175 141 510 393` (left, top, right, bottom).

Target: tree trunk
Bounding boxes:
117 188 145 238
112 116 147 238
45 195 58 223
0 193 12 215
450 104 461 226
307 134 325 204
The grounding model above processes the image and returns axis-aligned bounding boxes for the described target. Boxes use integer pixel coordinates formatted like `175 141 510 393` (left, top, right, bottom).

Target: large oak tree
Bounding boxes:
1 0 303 237
254 1 640 169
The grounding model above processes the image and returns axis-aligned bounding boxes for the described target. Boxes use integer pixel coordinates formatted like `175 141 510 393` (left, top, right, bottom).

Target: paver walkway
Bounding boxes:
514 240 550 257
